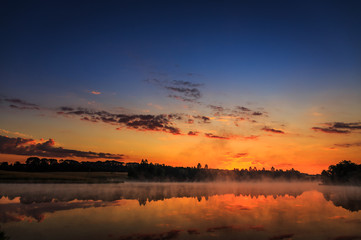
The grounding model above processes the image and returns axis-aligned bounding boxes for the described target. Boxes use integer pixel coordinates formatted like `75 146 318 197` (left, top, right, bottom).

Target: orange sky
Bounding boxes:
1 91 361 174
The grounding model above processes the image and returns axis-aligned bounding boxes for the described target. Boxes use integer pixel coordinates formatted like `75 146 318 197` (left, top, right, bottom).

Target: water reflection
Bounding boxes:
320 185 361 212
0 182 314 204
0 182 360 240
0 182 311 224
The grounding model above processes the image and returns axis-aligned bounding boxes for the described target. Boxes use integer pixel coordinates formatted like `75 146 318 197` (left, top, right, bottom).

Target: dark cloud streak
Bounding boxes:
208 105 224 112
2 98 40 110
58 107 182 135
165 86 201 99
331 122 361 130
171 80 203 87
312 127 350 134
334 142 361 148
236 106 251 112
262 127 285 134
0 135 124 159
252 111 263 116
193 115 211 123
9 104 40 110
146 78 203 103
312 122 361 134
4 98 39 107
204 133 230 140
187 131 199 136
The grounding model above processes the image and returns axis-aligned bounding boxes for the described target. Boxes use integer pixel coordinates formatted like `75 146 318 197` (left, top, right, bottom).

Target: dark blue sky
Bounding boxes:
1 0 360 103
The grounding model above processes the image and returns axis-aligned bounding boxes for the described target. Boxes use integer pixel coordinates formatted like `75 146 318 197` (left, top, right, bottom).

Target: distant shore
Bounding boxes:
0 157 320 183
2 158 360 185
0 170 127 183
0 170 319 184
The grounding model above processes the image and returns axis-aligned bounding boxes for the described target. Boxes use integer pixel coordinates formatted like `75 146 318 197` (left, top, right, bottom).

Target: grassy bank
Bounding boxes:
0 170 128 183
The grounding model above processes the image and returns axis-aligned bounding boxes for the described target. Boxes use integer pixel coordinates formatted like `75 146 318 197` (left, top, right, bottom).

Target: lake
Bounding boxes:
0 182 360 240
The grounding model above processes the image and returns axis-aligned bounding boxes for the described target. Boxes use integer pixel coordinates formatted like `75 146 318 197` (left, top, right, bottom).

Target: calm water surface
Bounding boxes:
0 182 360 240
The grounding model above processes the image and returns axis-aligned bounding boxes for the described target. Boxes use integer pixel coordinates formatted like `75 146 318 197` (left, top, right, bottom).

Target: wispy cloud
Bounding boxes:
0 129 31 138
236 106 251 112
187 131 199 136
171 80 203 87
334 142 361 148
204 133 230 140
0 135 124 159
146 78 203 103
146 78 267 126
57 107 182 135
4 98 39 107
331 122 361 129
262 127 285 134
312 122 361 134
193 115 211 124
2 98 40 110
312 127 349 134
252 111 263 116
207 104 266 125
165 86 201 99
208 105 225 112
1 95 267 141
90 90 101 95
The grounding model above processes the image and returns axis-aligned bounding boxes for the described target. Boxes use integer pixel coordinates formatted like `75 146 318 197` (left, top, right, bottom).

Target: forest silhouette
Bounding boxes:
0 157 316 182
321 160 361 185
1 157 360 184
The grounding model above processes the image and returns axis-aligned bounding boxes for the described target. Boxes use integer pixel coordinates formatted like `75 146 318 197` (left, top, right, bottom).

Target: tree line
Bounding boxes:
127 159 314 181
3 157 360 184
321 160 361 185
0 157 128 172
0 157 316 181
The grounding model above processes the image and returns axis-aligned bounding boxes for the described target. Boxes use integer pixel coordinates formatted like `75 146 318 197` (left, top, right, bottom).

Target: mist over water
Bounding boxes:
0 182 360 240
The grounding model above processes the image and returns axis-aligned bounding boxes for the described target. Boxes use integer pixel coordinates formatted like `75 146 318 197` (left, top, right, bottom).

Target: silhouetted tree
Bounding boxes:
321 160 361 185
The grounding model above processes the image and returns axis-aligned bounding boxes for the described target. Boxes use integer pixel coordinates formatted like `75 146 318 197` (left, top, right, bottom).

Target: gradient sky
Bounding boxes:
1 0 361 174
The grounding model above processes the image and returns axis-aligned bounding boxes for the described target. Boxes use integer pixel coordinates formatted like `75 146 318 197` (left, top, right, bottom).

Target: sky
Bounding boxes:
1 0 361 174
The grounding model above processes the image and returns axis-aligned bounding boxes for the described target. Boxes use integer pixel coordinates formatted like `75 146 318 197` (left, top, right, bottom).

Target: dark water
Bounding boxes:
0 182 361 240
